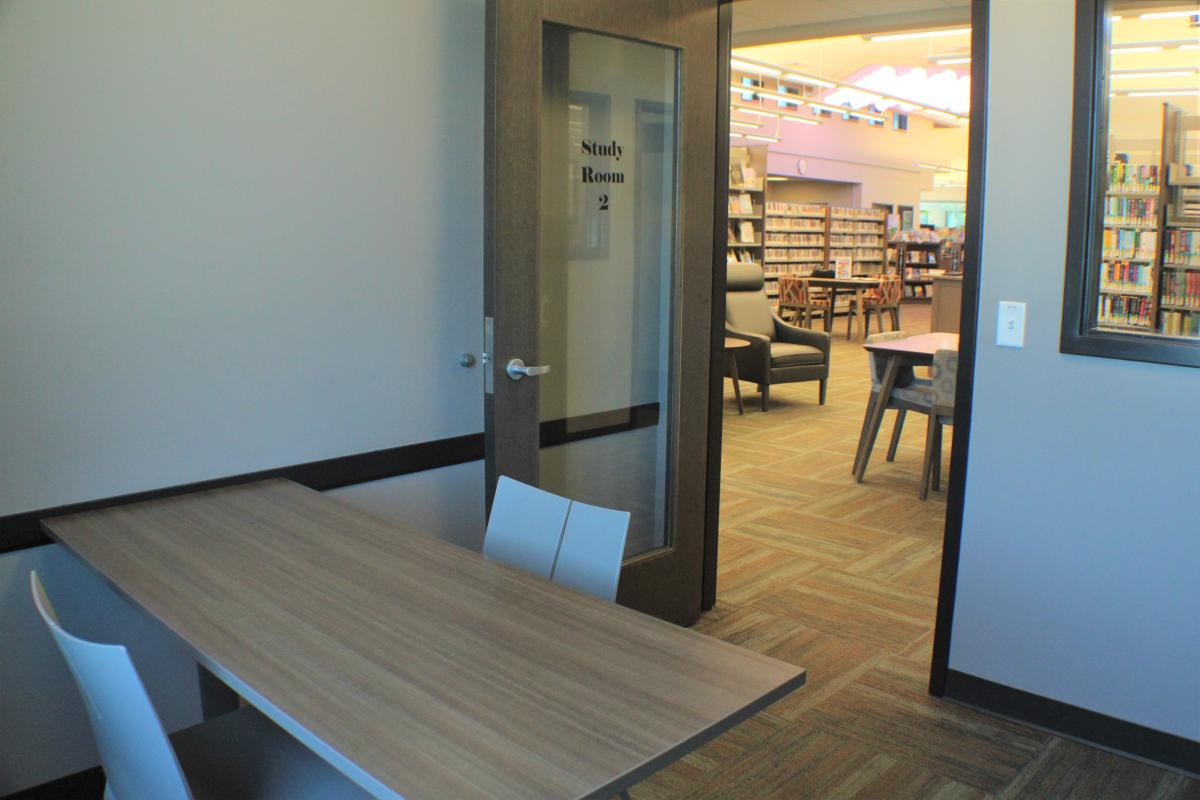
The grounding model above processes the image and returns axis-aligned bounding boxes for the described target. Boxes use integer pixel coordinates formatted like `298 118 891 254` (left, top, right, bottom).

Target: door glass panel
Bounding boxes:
538 25 679 558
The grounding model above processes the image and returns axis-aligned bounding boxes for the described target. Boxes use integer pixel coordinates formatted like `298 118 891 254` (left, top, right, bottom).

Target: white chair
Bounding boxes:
552 501 630 603
30 571 371 800
482 475 572 579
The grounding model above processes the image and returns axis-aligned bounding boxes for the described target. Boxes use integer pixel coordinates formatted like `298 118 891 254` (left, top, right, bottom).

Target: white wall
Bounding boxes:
949 0 1200 742
0 0 485 517
0 1 487 791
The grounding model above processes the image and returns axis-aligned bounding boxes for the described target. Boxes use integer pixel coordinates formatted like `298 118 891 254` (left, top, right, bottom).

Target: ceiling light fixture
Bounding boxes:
780 115 820 125
730 120 762 130
744 133 781 143
782 72 837 89
868 27 971 42
1126 89 1200 97
1112 69 1198 79
1111 45 1165 53
1139 9 1199 19
731 105 780 118
730 58 782 76
935 57 972 65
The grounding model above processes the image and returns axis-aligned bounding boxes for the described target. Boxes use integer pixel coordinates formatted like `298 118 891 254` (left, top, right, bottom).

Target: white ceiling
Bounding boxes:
733 0 971 47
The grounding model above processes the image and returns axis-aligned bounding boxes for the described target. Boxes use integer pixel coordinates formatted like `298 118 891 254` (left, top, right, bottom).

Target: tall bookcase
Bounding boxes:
728 145 767 290
828 207 887 274
1158 106 1200 337
763 201 827 298
1096 104 1199 337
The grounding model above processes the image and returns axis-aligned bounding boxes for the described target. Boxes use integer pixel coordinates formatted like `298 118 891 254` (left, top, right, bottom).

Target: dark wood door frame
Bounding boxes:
698 0 992 701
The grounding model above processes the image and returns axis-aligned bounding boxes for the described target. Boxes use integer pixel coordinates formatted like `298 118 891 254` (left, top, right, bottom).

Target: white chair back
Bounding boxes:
552 502 630 602
483 476 571 579
30 571 193 800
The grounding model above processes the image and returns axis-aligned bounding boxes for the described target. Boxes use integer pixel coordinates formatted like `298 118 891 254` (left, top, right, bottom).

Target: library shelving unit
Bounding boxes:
893 240 942 298
1098 159 1160 333
763 200 828 297
1157 106 1199 338
828 206 888 274
728 145 767 292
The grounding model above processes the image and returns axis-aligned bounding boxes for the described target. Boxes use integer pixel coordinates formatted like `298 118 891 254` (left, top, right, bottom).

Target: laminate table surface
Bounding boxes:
863 331 959 357
43 479 805 800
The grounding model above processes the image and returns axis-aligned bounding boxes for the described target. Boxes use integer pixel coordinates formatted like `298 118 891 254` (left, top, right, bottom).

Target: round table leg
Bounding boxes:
728 353 744 415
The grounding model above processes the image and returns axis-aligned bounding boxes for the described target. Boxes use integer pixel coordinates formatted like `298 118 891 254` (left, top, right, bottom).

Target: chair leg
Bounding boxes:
932 420 943 491
819 379 827 405
853 391 877 475
761 383 770 412
919 417 939 501
887 409 906 462
890 307 900 331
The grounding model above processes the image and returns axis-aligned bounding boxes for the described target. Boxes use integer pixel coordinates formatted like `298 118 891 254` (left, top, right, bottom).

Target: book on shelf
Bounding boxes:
1097 294 1152 328
1160 269 1200 309
1165 229 1200 265
1107 161 1159 194
765 201 826 217
738 220 756 243
1100 261 1154 295
1101 228 1157 261
1103 196 1158 225
1161 311 1200 336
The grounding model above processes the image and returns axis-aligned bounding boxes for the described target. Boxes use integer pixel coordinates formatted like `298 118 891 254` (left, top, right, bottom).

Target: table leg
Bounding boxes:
824 288 835 334
855 289 867 341
855 355 901 483
852 389 878 475
728 353 744 415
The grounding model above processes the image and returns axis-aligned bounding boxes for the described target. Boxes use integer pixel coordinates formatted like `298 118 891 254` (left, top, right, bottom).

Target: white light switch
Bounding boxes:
996 301 1026 348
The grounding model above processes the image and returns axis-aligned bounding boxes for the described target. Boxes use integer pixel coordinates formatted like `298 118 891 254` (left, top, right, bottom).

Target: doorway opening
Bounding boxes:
706 0 978 738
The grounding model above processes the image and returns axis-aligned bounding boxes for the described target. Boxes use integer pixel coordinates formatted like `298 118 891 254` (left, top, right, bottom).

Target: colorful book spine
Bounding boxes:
1100 261 1153 294
1103 196 1157 224
1160 270 1200 309
1107 162 1159 193
1101 228 1157 261
1164 230 1200 265
1097 294 1152 327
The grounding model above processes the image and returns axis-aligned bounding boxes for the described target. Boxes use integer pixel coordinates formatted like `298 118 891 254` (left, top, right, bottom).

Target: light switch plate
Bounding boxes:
996 301 1026 348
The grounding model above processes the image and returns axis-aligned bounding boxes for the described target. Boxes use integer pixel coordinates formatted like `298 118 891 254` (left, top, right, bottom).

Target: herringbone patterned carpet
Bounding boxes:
629 303 1198 800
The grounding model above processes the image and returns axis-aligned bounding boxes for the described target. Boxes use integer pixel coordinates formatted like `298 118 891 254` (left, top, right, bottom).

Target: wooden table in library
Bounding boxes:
43 479 805 800
805 276 883 341
724 336 752 414
854 332 959 483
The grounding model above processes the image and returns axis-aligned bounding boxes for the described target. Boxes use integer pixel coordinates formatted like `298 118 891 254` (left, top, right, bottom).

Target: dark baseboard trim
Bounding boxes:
1 403 662 556
3 767 105 800
540 403 660 448
944 669 1200 776
0 433 486 556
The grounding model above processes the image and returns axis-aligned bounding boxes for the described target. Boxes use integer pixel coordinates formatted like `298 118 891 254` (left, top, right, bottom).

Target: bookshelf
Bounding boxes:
828 206 888 275
1098 152 1162 332
763 200 828 298
728 145 767 292
893 240 942 298
1158 105 1199 338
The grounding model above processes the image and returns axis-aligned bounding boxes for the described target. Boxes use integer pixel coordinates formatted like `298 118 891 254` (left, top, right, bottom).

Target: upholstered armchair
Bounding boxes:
725 263 831 411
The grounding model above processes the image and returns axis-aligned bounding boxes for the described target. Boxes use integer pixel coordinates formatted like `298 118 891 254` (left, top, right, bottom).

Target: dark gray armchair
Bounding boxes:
725 263 831 411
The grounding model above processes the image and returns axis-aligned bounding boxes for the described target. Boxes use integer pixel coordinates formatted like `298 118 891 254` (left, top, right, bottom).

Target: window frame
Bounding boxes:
1060 0 1200 367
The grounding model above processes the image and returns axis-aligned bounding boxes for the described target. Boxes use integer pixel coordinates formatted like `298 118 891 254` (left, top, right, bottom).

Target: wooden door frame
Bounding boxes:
698 0 992 700
484 1 721 626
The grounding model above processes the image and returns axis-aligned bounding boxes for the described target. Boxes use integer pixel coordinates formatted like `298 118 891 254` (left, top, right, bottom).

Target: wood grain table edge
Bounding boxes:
39 480 808 800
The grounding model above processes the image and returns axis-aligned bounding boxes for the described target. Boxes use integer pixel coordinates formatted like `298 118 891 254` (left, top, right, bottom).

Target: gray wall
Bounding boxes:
949 0 1200 742
0 1 486 791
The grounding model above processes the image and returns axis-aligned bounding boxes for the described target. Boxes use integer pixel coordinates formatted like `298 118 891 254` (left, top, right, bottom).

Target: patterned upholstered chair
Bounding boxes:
853 274 903 337
726 263 831 410
920 348 957 500
778 274 832 329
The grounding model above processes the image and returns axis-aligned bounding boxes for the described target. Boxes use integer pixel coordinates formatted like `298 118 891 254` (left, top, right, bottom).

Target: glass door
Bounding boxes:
485 2 719 624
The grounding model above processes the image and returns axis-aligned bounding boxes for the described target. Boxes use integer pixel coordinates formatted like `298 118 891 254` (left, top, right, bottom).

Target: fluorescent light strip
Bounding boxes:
1126 90 1200 97
730 58 782 76
782 72 836 89
936 57 972 65
730 120 762 130
731 105 780 118
1112 45 1165 53
918 162 966 172
1139 9 1198 19
1182 44 1200 50
923 108 960 120
868 27 971 42
744 134 780 143
1112 69 1198 79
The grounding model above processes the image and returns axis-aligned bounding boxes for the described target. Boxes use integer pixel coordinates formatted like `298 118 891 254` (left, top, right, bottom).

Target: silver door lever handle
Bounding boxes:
506 358 551 381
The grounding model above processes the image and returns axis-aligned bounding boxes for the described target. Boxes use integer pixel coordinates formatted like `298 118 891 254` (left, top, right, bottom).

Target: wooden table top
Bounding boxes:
724 336 753 350
804 276 882 287
863 331 959 357
44 479 805 800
